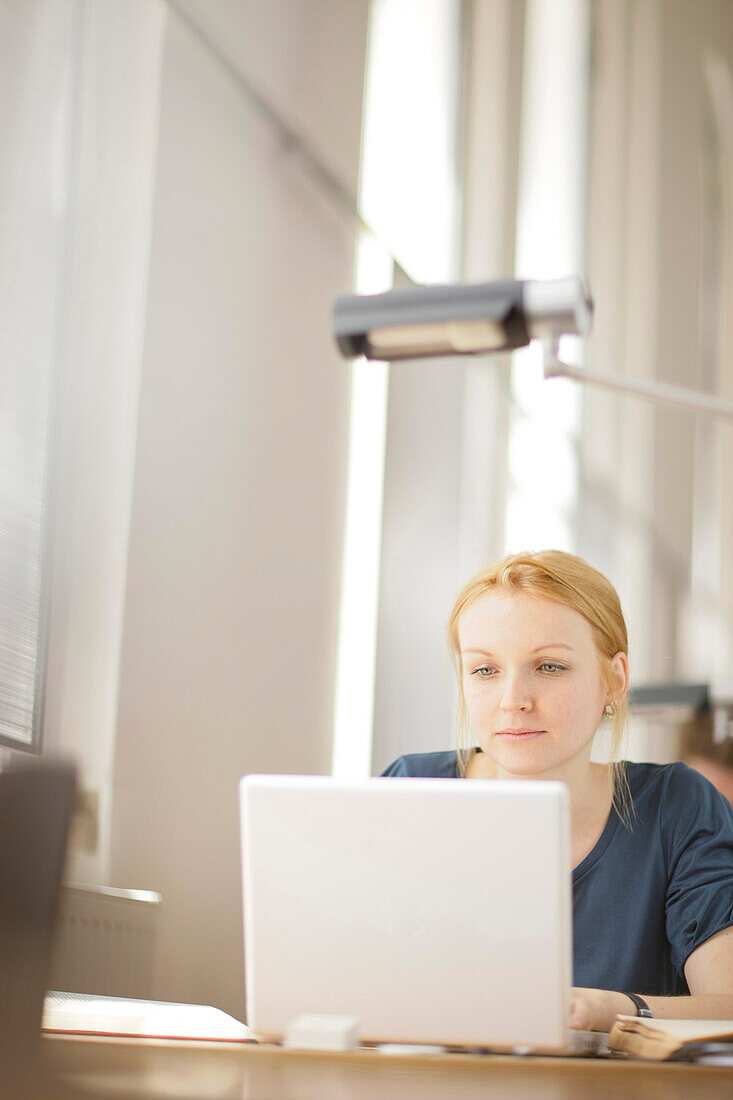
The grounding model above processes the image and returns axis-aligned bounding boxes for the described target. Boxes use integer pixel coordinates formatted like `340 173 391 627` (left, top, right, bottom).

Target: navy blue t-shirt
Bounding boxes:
381 751 733 995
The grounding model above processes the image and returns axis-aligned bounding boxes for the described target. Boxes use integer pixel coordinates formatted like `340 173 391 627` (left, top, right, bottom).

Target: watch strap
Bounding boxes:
626 993 653 1018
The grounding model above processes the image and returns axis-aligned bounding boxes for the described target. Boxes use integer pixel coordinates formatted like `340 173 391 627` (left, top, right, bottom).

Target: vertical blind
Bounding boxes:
0 3 77 750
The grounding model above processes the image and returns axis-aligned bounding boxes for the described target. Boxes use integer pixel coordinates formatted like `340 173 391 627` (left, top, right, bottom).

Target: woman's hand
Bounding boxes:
570 987 634 1032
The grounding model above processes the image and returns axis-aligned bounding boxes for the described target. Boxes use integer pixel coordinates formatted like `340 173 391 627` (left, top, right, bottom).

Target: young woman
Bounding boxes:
382 550 733 1032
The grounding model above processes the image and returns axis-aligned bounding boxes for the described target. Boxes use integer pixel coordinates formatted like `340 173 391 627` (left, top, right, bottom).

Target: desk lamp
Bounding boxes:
332 277 733 422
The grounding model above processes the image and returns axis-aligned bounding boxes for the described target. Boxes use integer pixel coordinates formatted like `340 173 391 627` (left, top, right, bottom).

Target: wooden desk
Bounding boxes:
43 1034 733 1100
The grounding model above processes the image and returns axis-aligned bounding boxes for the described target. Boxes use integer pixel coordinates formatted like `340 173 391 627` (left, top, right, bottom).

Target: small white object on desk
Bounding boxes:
284 1013 360 1051
376 1043 447 1055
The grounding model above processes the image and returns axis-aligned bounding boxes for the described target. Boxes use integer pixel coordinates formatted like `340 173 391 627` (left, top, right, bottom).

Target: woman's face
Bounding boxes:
458 589 627 780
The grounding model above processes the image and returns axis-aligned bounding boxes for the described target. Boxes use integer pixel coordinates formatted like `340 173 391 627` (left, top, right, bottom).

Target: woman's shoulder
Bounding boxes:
623 759 733 823
625 758 720 790
380 749 460 778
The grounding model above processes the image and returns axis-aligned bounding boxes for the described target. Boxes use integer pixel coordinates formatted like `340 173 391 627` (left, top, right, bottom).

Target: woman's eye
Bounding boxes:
472 666 496 678
538 662 566 673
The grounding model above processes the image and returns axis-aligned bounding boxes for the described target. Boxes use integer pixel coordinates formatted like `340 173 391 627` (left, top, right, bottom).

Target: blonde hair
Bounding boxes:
447 549 633 822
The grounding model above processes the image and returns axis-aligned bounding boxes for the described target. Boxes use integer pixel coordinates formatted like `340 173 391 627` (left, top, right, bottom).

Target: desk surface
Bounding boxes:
42 1034 733 1100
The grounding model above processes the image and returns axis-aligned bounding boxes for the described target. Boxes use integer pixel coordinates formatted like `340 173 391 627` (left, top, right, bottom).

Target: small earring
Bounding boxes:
604 703 614 717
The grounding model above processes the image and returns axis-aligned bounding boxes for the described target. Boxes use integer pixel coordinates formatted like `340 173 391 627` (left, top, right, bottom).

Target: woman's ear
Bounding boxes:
609 651 629 701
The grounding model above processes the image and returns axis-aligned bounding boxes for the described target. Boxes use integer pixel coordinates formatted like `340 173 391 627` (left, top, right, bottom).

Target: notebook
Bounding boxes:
240 774 603 1053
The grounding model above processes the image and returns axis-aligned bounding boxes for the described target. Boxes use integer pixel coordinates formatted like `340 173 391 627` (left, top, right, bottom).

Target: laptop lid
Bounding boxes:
240 774 572 1049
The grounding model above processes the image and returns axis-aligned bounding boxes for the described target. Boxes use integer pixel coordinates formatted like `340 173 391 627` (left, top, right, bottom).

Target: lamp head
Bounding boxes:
332 276 592 361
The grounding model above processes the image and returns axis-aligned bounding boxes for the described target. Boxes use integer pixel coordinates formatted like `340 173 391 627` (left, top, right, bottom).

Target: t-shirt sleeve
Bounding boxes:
381 756 409 777
662 763 733 975
379 751 458 777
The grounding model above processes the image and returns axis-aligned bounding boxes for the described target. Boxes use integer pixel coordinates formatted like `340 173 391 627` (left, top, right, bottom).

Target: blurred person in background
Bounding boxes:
681 712 733 806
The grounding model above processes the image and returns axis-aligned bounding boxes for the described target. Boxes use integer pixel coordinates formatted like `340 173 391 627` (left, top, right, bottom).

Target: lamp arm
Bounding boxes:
542 345 733 422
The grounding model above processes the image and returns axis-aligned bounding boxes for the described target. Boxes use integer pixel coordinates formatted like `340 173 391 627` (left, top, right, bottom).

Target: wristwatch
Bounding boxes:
626 993 653 1018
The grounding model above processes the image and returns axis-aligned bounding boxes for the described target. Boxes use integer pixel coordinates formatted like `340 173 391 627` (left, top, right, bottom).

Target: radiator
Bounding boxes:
49 884 161 999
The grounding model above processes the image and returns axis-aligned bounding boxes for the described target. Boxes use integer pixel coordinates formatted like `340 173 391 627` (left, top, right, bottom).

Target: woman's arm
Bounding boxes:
571 925 733 1031
683 923 733 996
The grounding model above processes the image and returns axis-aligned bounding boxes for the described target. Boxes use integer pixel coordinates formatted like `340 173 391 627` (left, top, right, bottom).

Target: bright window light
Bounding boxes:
331 237 391 780
505 0 589 555
332 0 460 778
358 0 459 283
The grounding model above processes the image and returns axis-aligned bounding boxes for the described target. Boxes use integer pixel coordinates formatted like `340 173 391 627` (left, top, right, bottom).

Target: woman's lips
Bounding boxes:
495 729 546 741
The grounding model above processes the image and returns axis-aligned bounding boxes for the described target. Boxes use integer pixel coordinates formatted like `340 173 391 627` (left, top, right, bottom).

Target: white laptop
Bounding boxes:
240 774 598 1053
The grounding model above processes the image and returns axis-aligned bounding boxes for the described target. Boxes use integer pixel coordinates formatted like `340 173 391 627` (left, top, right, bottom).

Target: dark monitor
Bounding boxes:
0 759 75 1095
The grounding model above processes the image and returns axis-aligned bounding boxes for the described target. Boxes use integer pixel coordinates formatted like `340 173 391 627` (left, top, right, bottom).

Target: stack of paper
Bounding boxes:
43 991 255 1043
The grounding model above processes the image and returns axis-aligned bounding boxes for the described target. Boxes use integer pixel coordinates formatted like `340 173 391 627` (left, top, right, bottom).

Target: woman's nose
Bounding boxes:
500 673 533 711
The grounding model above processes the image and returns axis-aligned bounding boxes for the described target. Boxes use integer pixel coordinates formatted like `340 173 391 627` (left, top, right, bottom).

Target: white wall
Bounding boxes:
109 2 369 1018
583 0 733 689
371 349 467 771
